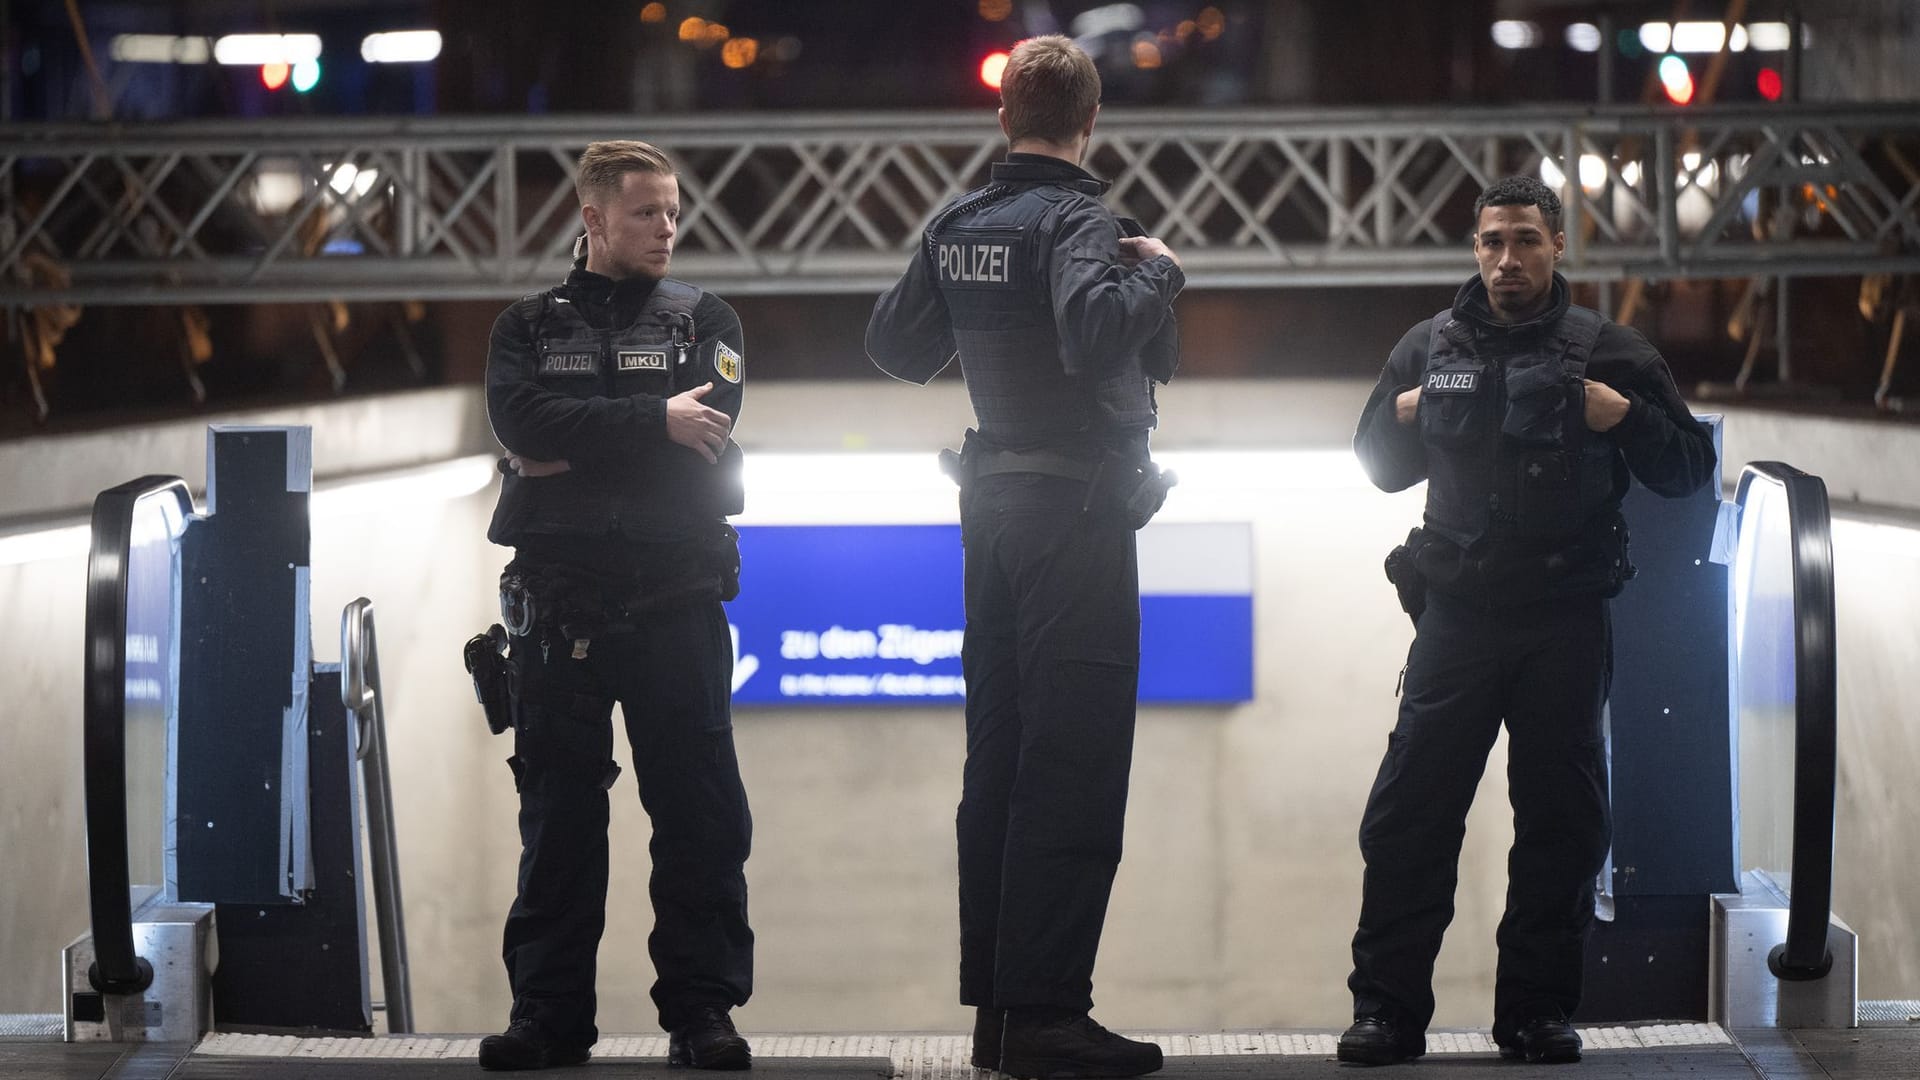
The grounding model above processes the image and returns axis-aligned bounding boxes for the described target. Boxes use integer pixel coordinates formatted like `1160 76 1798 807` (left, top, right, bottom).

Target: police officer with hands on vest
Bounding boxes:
867 35 1180 1080
1338 175 1716 1067
476 140 754 1072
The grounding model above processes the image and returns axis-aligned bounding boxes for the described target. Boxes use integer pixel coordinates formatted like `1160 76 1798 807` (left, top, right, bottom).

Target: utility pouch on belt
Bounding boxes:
1384 527 1428 624
463 624 513 735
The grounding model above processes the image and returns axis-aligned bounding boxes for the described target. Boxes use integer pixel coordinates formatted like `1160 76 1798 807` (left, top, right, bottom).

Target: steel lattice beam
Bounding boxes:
2 104 1919 306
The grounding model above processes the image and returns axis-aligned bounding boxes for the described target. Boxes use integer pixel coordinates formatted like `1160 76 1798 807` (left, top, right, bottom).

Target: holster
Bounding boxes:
1586 512 1637 598
1384 527 1429 624
705 522 742 601
1105 459 1177 529
462 624 513 735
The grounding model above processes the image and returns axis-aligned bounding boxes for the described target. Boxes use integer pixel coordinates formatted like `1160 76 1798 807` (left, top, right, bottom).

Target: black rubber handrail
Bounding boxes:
1733 461 1838 981
82 475 193 995
341 598 414 1033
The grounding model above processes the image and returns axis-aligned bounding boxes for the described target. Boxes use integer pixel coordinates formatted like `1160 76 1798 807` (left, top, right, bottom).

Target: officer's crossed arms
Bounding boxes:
505 381 734 476
1117 235 1180 269
1392 379 1632 432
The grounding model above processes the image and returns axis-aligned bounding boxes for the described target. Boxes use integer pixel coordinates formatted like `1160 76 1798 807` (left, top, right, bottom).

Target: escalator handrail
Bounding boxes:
82 475 194 994
1734 461 1839 980
340 598 414 1033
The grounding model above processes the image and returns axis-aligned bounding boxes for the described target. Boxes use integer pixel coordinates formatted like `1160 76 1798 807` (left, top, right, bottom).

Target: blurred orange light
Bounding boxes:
1176 20 1196 43
979 51 1009 91
1132 39 1163 69
703 22 730 45
260 61 289 90
722 37 758 68
678 16 706 41
978 0 1012 21
1197 6 1226 41
640 2 666 23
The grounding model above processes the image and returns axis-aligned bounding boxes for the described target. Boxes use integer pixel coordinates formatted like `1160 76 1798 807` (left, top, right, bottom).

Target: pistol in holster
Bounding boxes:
1384 526 1429 625
1108 459 1177 530
706 522 742 602
463 624 513 735
938 446 965 486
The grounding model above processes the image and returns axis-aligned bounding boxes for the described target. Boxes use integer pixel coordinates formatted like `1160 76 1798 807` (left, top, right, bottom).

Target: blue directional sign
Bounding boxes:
726 523 1252 706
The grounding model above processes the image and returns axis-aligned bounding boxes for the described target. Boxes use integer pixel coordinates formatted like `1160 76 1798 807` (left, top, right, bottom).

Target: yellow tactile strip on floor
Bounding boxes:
197 1023 1732 1073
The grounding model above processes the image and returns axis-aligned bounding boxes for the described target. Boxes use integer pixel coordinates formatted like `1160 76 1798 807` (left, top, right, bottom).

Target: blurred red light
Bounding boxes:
979 51 1009 91
260 62 290 90
1757 68 1783 101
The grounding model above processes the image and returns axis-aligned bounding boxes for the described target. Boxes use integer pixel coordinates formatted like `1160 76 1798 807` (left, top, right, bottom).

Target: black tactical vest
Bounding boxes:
487 278 744 547
926 173 1157 451
1417 304 1621 549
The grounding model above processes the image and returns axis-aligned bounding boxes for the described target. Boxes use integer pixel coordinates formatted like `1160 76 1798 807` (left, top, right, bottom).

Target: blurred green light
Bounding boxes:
292 58 321 93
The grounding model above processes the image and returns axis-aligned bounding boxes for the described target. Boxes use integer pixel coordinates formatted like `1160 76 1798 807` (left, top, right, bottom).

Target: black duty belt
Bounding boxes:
966 447 1101 482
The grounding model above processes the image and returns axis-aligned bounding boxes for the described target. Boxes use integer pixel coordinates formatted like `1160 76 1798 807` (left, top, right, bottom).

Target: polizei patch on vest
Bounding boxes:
617 349 667 372
1424 368 1481 394
540 351 597 375
937 236 1019 289
713 341 742 383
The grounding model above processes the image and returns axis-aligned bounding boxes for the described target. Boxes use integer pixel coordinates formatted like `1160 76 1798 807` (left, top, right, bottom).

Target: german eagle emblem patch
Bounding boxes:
713 341 742 384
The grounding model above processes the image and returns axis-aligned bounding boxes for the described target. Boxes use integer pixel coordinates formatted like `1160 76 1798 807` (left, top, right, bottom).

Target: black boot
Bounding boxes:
669 1005 753 1070
478 1018 591 1071
1498 1017 1582 1064
997 1009 1163 1078
1335 1016 1425 1066
972 1007 1005 1069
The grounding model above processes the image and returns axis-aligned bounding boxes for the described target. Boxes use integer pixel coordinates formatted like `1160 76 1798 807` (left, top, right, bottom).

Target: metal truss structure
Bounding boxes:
3 104 1919 306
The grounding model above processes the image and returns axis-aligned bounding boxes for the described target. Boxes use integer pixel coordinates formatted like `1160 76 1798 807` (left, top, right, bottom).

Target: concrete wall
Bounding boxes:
1 381 1914 1035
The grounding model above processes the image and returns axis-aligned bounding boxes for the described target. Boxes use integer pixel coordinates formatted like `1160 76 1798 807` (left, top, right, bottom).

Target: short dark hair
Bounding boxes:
1001 35 1101 144
1472 175 1562 235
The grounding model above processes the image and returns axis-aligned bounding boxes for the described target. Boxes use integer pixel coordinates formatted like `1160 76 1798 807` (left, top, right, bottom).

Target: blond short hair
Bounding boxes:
574 140 675 205
1001 35 1101 145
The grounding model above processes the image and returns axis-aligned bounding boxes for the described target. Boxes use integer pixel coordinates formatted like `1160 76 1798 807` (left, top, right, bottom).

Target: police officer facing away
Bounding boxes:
479 140 754 1072
1338 176 1716 1066
866 35 1181 1080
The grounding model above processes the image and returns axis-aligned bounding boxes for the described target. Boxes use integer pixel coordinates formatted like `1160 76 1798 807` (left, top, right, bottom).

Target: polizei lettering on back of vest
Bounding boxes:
1425 369 1480 394
937 237 1019 290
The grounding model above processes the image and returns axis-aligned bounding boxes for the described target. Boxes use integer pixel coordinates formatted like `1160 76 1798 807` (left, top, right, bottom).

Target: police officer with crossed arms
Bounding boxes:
477 140 754 1072
867 35 1181 1080
1339 175 1716 1066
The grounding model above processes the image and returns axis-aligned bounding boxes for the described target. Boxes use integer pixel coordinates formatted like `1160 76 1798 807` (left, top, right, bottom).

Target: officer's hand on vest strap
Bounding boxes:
1394 386 1422 426
667 382 733 464
1581 379 1631 432
507 453 572 478
1118 235 1181 269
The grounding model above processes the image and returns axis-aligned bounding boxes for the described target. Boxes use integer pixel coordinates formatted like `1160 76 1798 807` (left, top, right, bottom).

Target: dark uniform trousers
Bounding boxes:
502 589 753 1048
1349 589 1611 1039
956 473 1141 1013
